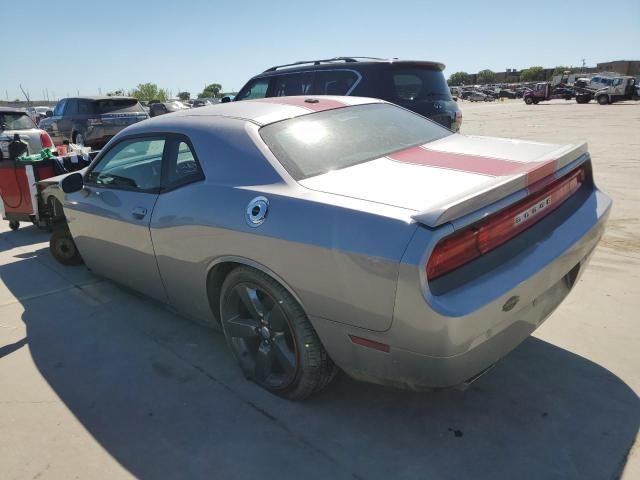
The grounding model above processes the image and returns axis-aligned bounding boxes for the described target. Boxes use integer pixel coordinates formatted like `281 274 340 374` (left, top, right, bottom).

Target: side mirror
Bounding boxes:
61 172 84 194
45 111 53 117
221 96 231 103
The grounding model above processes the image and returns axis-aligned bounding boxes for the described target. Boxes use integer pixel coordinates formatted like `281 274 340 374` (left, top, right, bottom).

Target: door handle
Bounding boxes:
131 207 147 219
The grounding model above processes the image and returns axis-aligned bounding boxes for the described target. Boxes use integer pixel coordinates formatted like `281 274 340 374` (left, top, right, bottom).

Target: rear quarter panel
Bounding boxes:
147 117 417 331
151 183 417 332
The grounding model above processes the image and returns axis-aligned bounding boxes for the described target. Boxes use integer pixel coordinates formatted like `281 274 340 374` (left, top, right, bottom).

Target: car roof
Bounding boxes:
59 96 138 101
133 95 385 128
0 107 28 114
258 57 445 75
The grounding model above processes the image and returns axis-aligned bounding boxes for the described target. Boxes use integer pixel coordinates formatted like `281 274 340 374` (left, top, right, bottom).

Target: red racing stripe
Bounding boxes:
387 146 558 185
256 97 347 112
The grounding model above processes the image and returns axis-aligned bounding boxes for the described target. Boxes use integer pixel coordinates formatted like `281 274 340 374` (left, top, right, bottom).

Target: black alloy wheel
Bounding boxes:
223 281 298 388
220 267 337 400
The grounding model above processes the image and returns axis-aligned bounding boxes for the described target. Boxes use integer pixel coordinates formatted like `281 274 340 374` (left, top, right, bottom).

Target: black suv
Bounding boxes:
232 57 462 131
39 96 148 148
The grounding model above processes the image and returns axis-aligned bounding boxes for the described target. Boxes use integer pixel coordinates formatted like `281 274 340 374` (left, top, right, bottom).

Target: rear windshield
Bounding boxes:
95 99 144 114
392 67 451 100
260 103 451 180
0 112 36 130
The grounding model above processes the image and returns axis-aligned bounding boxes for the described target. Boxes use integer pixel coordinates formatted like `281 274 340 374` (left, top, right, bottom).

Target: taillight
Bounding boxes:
427 167 585 281
39 130 54 149
87 118 103 126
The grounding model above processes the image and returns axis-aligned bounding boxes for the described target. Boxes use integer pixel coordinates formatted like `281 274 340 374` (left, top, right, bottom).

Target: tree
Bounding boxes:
177 91 191 101
198 83 222 98
448 72 470 86
130 83 168 102
107 89 124 96
520 66 545 82
477 69 496 84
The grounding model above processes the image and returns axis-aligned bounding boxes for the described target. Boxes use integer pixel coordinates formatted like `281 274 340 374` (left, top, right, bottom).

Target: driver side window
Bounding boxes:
86 137 165 192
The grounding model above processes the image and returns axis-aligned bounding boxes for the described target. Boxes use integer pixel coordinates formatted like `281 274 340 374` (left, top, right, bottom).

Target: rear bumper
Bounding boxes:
312 187 612 390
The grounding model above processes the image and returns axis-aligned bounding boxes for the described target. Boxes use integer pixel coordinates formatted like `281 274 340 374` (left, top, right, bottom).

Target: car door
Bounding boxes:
64 135 168 301
45 99 68 144
59 99 77 141
148 136 209 320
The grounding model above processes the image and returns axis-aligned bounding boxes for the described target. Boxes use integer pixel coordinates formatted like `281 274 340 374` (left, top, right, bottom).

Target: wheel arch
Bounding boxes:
205 256 306 324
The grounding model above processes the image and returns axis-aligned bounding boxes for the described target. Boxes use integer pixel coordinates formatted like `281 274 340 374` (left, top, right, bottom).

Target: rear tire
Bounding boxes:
576 95 590 104
220 266 337 400
49 227 83 266
8 220 19 231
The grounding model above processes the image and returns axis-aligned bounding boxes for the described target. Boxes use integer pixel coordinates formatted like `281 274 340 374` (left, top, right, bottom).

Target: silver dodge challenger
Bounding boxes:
50 96 612 400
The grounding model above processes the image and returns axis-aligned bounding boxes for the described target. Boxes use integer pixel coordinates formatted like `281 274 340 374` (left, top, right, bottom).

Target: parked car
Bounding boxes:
48 96 610 400
191 99 214 108
498 89 517 99
38 97 148 148
468 91 489 102
0 107 55 160
233 57 462 131
25 106 53 125
149 101 191 117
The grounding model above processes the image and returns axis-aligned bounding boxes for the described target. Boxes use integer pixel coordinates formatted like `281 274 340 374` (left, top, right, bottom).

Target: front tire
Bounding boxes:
50 227 83 265
597 95 609 105
220 267 337 400
524 97 534 105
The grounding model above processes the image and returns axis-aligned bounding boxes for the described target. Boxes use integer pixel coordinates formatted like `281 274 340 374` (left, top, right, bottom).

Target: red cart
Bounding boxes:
0 148 91 231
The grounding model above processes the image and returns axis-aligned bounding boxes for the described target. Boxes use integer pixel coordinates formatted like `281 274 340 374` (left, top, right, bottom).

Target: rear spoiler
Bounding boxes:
411 142 589 228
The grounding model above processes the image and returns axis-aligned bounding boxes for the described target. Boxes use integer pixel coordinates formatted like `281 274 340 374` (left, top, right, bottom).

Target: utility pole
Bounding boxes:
45 88 49 102
581 58 586 72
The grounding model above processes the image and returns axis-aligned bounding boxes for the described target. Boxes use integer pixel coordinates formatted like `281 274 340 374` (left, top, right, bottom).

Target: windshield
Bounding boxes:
260 103 451 180
95 99 145 114
0 112 36 130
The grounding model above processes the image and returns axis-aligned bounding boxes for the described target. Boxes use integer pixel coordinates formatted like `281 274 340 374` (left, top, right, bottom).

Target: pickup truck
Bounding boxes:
39 96 148 148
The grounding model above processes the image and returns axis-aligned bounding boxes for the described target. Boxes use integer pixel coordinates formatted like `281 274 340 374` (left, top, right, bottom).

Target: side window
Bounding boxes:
65 100 78 115
86 138 165 191
393 73 422 100
313 71 358 95
272 72 314 96
163 139 204 189
77 101 94 114
53 99 67 116
236 78 270 100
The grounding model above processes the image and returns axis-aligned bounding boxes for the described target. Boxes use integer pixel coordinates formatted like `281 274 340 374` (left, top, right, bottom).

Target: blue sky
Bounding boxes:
3 0 639 100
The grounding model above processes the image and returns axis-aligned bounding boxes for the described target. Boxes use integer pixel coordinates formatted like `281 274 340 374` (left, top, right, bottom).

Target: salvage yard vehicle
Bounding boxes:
234 57 462 131
0 107 55 161
39 96 148 148
468 91 490 102
149 101 190 117
574 75 637 105
51 96 611 400
523 82 574 104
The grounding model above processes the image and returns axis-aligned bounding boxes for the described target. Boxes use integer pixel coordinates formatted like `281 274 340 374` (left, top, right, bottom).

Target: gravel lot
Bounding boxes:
1 99 638 480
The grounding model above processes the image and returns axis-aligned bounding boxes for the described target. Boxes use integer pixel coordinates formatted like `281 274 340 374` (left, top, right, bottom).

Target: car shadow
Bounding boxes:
1 228 638 480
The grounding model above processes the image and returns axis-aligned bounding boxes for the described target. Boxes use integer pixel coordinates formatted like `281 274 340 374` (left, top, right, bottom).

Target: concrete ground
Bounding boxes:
1 99 638 480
